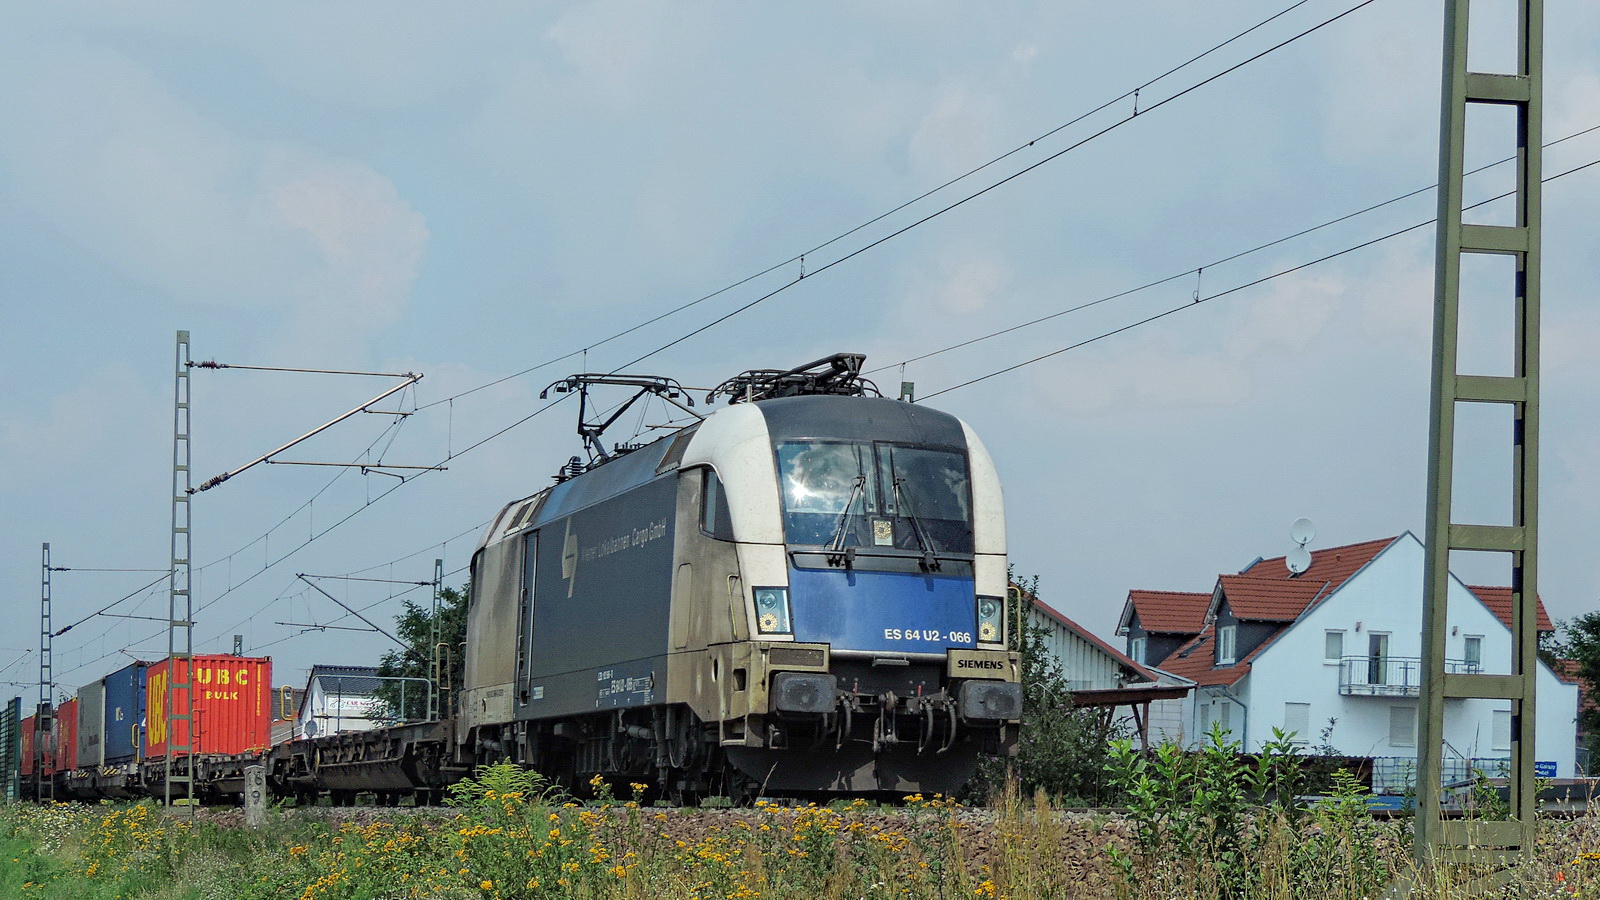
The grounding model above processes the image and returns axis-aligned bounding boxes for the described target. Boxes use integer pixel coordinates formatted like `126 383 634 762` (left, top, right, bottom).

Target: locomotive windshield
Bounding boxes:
776 440 973 553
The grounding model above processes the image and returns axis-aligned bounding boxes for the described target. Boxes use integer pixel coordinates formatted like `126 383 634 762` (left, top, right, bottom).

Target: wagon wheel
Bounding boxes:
718 760 762 807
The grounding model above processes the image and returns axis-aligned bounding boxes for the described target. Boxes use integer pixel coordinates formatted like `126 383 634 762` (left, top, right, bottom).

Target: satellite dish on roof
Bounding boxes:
1286 517 1316 575
1290 517 1316 545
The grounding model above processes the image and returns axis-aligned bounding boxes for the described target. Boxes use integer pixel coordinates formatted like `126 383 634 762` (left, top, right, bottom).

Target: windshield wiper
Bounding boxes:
825 471 867 569
892 476 940 572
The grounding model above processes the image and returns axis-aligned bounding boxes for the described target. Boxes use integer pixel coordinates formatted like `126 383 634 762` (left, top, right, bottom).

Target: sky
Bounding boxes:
1 1 1597 700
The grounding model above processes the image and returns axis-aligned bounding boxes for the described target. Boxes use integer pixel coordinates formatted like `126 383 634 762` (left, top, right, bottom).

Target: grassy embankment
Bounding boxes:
2 763 1599 899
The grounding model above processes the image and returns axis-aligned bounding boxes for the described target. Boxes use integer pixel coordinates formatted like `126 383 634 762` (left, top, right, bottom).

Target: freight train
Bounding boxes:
20 655 274 803
16 354 1021 804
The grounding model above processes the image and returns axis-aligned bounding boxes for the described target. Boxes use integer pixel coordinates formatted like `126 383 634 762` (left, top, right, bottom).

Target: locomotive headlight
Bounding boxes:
754 587 793 635
976 595 1003 645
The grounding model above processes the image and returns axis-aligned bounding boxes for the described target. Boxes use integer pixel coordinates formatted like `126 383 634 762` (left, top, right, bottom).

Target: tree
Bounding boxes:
374 584 469 722
1542 611 1600 768
966 575 1127 804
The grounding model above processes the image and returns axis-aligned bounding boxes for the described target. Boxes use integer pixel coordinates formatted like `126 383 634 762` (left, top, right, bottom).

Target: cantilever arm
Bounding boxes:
193 373 421 492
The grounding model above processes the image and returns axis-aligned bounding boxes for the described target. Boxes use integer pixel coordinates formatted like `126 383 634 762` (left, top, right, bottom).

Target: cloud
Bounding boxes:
909 86 999 177
1226 269 1344 357
1029 337 1254 416
1354 239 1435 346
1015 265 1345 416
0 41 427 352
1317 5 1440 169
0 365 157 479
931 255 1011 317
267 148 429 338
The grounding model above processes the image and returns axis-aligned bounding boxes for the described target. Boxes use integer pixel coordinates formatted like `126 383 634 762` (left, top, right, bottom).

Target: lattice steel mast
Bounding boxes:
1416 0 1543 871
37 542 54 802
166 330 196 809
428 557 443 721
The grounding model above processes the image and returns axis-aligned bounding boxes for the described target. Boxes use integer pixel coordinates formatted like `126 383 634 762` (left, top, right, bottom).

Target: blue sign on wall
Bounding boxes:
1535 760 1558 778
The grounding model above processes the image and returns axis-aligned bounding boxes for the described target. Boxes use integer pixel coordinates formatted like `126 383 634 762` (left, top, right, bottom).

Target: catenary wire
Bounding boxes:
608 0 1384 375
872 120 1600 376
408 0 1328 414
919 155 1600 401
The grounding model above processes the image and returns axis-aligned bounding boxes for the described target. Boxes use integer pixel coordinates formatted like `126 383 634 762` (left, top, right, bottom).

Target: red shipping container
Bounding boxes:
55 699 78 773
20 715 35 777
144 655 271 758
20 712 58 776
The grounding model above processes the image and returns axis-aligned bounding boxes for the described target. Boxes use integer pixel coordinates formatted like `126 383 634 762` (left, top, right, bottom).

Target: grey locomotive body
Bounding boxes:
460 391 1020 798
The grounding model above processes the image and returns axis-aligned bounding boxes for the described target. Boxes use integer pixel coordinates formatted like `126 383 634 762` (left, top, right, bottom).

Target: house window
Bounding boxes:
1217 625 1237 665
1492 709 1511 751
1284 702 1311 743
1324 630 1344 662
1463 635 1483 672
1215 700 1232 735
1389 706 1417 748
1129 637 1147 666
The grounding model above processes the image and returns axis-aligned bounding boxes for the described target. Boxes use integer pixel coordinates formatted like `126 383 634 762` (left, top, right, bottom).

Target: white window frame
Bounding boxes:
1492 708 1511 751
1283 702 1311 743
1463 635 1483 673
1217 625 1237 665
1389 705 1417 748
1324 630 1345 664
1129 636 1147 666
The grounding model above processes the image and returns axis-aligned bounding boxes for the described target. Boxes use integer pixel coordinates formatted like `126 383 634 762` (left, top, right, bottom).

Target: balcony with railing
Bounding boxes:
1337 656 1479 697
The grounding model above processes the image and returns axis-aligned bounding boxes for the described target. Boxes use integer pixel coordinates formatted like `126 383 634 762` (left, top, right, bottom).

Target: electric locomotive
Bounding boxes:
459 354 1020 798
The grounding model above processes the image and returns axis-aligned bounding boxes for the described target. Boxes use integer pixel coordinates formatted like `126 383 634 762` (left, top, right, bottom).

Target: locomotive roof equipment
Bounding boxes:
706 352 880 405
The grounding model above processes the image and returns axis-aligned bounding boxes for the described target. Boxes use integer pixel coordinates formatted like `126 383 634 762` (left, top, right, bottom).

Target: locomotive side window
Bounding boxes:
700 469 735 541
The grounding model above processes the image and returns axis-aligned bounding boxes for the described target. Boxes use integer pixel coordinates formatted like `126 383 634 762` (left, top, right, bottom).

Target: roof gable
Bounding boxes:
305 664 383 697
1215 574 1333 622
1022 585 1158 683
1121 589 1211 635
1241 535 1396 589
1208 535 1398 622
1153 625 1263 686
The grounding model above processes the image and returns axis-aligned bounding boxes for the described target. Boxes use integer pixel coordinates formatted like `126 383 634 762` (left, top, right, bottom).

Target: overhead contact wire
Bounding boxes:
410 0 1325 413
875 120 1600 375
920 155 1600 400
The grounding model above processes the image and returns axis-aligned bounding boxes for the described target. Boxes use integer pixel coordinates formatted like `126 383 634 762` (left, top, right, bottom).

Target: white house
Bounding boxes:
1116 533 1579 789
295 665 387 739
1022 587 1193 747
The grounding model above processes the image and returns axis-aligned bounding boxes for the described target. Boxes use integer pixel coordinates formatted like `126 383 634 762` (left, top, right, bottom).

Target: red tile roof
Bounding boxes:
1216 574 1332 622
1243 536 1395 589
1019 584 1158 683
1145 537 1398 686
1466 585 1554 633
1151 626 1252 686
1551 660 1596 720
1124 589 1211 635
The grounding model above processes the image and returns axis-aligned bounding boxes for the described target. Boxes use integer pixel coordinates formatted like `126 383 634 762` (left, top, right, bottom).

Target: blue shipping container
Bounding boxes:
103 661 149 763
